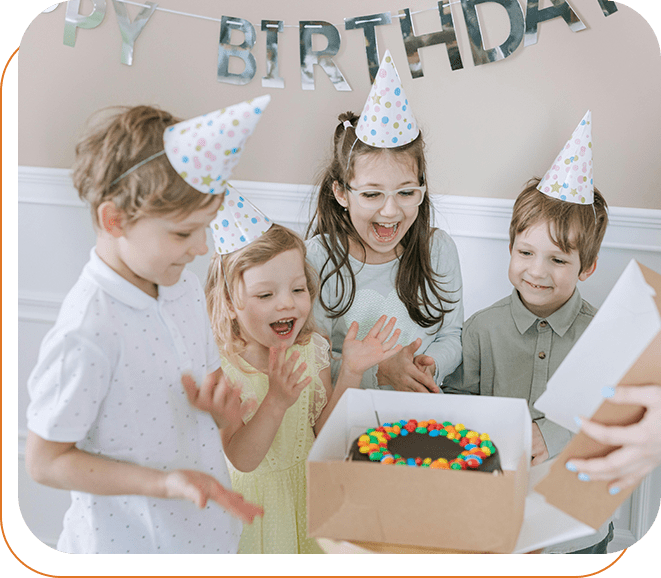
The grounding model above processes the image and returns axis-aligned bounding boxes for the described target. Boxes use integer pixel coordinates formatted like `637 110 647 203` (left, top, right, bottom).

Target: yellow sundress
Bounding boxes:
220 332 329 554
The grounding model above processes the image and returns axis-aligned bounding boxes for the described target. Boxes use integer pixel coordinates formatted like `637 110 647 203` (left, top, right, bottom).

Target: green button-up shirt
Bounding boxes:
443 287 597 458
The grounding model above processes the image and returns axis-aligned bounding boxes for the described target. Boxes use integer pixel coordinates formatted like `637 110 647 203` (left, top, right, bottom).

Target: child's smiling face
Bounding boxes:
333 151 421 264
508 221 596 318
232 248 312 359
114 199 222 297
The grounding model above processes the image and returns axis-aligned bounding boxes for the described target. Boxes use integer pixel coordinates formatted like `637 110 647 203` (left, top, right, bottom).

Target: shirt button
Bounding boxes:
539 320 548 328
538 351 546 359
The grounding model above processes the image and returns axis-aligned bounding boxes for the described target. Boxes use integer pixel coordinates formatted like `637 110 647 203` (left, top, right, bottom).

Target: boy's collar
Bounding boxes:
86 248 187 308
510 288 583 337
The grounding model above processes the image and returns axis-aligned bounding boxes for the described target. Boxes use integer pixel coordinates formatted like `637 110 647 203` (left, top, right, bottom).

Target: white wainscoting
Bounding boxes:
17 166 661 550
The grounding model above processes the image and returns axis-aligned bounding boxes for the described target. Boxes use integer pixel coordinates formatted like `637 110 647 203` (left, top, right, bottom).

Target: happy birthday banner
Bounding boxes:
59 0 619 90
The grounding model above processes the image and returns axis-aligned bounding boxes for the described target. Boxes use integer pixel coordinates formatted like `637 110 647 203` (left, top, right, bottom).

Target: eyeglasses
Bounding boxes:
344 183 426 210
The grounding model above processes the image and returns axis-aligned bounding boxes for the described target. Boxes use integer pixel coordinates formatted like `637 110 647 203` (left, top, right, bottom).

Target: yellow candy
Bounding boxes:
358 435 370 446
467 431 478 438
480 433 490 441
423 457 432 465
455 423 466 431
446 432 455 440
481 447 492 456
359 446 370 454
437 458 448 464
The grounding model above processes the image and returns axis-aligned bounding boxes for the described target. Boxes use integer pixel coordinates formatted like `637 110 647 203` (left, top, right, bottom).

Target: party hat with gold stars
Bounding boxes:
163 95 271 195
537 110 594 204
355 50 419 148
209 188 273 255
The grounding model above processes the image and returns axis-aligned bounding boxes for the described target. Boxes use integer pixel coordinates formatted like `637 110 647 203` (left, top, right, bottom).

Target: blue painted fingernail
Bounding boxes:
578 473 591 482
601 386 616 398
565 462 578 472
609 486 621 495
574 416 582 428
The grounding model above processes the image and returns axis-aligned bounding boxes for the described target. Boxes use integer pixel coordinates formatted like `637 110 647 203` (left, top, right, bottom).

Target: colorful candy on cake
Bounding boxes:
348 419 501 473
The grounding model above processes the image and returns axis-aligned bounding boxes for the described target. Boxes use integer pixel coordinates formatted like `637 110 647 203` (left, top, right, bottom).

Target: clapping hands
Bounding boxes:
182 369 255 430
341 315 402 376
265 347 312 411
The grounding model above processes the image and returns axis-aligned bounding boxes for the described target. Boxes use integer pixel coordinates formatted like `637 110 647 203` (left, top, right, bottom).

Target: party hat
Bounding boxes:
210 188 273 255
355 50 419 148
163 94 271 195
537 110 594 204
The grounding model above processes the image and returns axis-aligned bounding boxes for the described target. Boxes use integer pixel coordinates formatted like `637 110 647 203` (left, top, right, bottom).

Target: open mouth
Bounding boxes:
270 318 296 337
372 222 399 242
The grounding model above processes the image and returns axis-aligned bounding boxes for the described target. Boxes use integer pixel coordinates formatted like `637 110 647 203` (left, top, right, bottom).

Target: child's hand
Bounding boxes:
182 370 255 430
342 316 402 376
266 346 312 411
376 338 440 393
413 354 436 381
163 469 263 524
531 422 549 465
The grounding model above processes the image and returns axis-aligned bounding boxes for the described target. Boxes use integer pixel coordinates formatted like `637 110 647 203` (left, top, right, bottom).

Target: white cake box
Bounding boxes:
307 389 533 553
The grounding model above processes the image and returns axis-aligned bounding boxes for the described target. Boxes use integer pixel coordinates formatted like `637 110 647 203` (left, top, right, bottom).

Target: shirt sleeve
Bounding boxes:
535 416 573 459
27 327 112 442
442 315 481 395
423 230 464 385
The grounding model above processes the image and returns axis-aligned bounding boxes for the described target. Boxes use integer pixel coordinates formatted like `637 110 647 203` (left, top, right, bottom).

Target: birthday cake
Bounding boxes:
348 419 501 472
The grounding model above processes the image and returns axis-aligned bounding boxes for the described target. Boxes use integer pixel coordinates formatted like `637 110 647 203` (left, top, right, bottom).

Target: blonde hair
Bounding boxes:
206 224 319 369
509 178 609 274
72 105 219 229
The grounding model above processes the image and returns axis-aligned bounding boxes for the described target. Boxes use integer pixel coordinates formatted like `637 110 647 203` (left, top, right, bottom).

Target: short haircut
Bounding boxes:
71 105 219 229
206 224 318 369
509 178 609 274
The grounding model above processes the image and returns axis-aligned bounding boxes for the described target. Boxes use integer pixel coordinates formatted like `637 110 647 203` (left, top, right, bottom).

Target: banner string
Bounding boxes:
118 0 463 27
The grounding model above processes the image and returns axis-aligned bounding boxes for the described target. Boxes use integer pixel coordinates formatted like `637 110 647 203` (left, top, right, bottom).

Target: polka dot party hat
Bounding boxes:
209 187 273 255
537 110 594 204
355 50 419 148
163 95 271 195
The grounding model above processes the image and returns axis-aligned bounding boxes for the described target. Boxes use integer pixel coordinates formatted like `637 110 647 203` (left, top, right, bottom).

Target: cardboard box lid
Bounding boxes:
534 260 661 528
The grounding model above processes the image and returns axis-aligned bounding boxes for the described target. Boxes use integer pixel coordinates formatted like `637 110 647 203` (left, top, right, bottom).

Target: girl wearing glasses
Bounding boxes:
305 51 463 393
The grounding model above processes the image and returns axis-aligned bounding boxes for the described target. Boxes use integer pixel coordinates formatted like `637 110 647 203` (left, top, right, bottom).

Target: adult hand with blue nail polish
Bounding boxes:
568 385 661 493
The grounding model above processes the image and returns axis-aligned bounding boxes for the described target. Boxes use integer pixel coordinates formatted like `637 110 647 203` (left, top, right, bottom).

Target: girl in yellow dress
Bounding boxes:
205 222 401 553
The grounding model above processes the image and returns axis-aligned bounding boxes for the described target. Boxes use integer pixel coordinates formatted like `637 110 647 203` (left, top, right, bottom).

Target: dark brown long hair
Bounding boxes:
306 112 456 329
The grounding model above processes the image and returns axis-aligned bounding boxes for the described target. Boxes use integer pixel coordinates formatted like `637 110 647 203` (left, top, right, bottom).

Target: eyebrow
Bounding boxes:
352 180 418 189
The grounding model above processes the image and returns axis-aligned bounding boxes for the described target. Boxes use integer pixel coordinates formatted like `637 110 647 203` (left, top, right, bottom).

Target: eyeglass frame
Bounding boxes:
341 182 427 210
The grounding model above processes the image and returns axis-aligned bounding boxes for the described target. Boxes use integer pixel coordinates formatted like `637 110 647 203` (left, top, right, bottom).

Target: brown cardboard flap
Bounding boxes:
308 453 527 553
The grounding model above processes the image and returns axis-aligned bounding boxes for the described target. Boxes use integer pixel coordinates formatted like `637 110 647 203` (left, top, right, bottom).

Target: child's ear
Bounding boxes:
579 258 598 282
332 181 349 209
98 201 126 238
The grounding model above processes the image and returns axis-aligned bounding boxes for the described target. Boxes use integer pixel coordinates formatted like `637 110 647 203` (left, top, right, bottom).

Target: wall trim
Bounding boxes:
19 167 661 254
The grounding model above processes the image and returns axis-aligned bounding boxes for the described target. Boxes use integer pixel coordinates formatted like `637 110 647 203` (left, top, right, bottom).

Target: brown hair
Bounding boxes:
206 224 318 369
305 111 456 329
509 178 609 274
71 105 219 229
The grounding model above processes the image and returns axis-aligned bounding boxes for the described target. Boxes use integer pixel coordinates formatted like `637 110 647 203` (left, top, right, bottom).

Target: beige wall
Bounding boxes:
18 0 661 209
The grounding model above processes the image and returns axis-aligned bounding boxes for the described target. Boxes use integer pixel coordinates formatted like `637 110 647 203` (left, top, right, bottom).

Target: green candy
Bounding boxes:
369 452 383 461
451 462 462 470
442 421 453 426
438 429 448 436
415 427 427 434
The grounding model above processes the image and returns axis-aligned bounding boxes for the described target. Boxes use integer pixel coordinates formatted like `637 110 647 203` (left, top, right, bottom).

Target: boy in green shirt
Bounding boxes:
444 111 613 553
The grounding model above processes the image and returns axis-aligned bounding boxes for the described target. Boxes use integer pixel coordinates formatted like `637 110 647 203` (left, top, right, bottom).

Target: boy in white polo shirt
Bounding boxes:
25 99 270 553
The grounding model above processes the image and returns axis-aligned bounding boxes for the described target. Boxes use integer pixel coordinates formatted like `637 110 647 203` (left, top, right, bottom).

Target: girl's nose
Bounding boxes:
277 292 295 309
379 194 400 216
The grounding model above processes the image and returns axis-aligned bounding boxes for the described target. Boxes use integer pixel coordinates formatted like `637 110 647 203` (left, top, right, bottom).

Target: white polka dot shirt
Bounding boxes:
27 248 241 553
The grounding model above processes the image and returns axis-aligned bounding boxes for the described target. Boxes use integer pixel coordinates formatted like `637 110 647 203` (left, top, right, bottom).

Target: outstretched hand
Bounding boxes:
342 315 402 376
566 385 661 493
376 338 440 393
266 346 312 411
163 469 263 523
182 370 255 430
